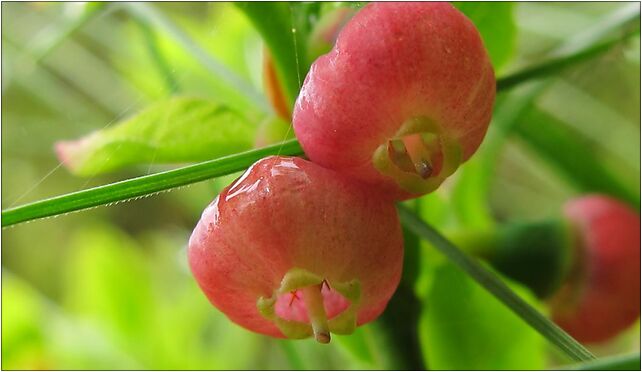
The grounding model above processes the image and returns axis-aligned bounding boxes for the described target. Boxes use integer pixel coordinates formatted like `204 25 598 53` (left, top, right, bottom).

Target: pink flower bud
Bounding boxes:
188 156 403 342
293 2 495 200
551 195 640 343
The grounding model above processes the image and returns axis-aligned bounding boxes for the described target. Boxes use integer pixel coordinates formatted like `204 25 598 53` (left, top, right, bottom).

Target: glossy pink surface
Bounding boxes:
293 2 495 199
553 195 641 343
188 156 403 337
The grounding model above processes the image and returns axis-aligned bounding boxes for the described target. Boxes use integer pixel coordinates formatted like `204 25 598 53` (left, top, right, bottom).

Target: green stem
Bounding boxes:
397 205 596 362
452 219 575 299
1 140 303 227
565 352 640 371
497 26 640 91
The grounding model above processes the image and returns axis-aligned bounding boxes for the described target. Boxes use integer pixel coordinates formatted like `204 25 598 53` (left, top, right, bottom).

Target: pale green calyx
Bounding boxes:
372 116 462 195
257 267 361 343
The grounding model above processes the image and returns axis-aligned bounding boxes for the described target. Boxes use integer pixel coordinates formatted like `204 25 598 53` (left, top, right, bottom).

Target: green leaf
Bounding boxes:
514 107 640 208
397 205 596 363
419 262 546 370
2 275 48 370
333 328 377 368
56 97 257 176
64 224 155 344
62 225 263 369
451 86 547 229
454 2 517 72
2 272 136 369
333 324 399 369
123 3 269 112
454 7 640 225
497 26 640 91
29 3 107 62
236 3 311 105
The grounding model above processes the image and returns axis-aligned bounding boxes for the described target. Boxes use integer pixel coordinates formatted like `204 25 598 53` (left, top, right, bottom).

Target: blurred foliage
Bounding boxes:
454 2 517 72
56 96 261 176
2 2 640 370
419 263 546 369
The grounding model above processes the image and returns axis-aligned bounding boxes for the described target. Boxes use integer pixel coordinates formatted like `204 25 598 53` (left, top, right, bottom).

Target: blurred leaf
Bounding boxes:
454 2 517 71
333 328 377 368
138 231 262 369
414 192 453 298
454 6 640 225
333 325 397 369
62 224 264 369
270 337 357 370
2 275 49 370
236 3 312 105
452 86 547 229
378 284 424 369
498 25 640 90
134 17 180 94
451 157 495 229
56 97 257 176
123 3 269 112
64 224 155 345
419 262 546 369
28 3 107 62
515 107 640 208
398 206 595 362
2 273 136 370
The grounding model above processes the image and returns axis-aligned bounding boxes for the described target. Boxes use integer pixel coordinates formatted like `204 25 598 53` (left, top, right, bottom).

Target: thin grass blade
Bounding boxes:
2 140 303 227
397 205 596 362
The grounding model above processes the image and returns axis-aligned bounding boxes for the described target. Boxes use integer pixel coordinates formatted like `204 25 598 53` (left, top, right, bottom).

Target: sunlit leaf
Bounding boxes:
398 206 595 363
123 3 269 112
451 86 547 229
333 328 377 368
419 262 546 370
2 274 136 369
63 224 155 345
454 2 517 72
236 3 312 106
1 276 49 370
56 97 258 176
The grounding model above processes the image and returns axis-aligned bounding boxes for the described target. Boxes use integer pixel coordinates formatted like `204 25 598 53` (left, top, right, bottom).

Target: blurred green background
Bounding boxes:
2 2 640 370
